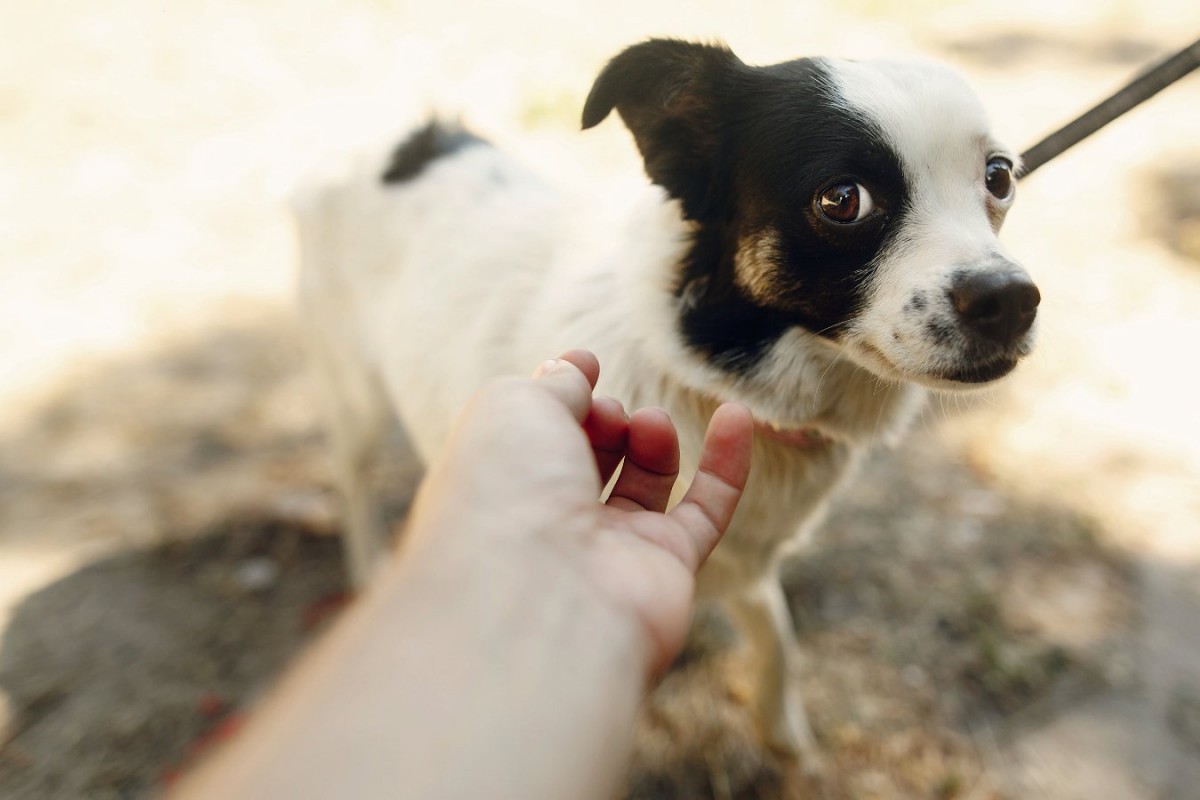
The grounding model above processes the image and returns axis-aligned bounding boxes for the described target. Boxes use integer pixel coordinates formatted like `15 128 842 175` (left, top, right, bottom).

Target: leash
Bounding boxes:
1018 36 1200 178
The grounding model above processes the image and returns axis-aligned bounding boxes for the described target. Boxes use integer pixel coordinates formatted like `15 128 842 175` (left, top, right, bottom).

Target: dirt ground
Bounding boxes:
2 1 1199 798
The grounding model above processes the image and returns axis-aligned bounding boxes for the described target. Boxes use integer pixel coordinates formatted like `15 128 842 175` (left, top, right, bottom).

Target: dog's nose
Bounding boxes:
948 271 1040 345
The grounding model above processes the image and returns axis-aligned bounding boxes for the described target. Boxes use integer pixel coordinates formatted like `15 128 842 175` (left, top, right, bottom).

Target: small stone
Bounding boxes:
725 673 754 706
234 558 279 592
272 490 337 534
901 664 928 689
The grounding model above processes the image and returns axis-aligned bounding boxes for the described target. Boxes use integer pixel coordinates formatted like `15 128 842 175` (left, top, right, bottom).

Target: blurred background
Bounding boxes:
1 0 1199 797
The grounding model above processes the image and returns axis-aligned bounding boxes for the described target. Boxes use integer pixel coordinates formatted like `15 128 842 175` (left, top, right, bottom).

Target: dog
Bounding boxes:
291 38 1039 765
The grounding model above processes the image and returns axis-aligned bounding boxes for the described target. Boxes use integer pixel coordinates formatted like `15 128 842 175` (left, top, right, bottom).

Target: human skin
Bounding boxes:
173 351 753 800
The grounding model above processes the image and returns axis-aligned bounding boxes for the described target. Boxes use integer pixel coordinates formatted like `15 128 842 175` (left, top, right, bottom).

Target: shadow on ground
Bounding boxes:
627 424 1139 799
0 314 1140 799
0 520 347 799
940 29 1166 69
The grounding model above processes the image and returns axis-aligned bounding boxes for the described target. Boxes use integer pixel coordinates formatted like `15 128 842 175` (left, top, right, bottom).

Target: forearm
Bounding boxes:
173 356 749 799
174 543 648 800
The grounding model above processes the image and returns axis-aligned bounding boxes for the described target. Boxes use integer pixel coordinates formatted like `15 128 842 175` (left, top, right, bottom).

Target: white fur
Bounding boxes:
293 57 1030 763
831 59 1030 390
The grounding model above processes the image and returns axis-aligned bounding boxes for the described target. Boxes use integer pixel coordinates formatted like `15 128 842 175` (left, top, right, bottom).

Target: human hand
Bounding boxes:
172 351 751 800
405 350 753 679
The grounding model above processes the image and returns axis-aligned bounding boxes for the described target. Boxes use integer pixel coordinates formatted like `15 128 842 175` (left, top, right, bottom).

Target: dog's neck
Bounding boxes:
753 419 834 449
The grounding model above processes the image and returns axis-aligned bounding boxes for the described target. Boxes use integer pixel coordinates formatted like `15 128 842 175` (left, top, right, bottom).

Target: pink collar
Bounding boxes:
753 420 834 449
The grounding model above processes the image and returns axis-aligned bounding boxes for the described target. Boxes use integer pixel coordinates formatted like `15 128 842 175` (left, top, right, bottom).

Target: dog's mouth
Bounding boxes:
936 356 1018 384
856 343 1022 389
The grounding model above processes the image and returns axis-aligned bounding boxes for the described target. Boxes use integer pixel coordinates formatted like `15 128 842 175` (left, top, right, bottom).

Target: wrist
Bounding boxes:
394 531 652 681
376 541 648 800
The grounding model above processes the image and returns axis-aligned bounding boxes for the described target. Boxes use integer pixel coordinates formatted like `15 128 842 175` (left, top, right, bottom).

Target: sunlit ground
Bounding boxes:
2 0 1199 797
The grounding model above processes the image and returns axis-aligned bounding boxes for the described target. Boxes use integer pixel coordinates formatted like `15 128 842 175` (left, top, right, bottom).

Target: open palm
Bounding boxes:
533 351 752 675
408 347 748 676
408 350 752 678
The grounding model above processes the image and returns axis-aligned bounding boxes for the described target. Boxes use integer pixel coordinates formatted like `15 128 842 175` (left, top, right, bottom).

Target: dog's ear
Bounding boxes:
582 39 745 219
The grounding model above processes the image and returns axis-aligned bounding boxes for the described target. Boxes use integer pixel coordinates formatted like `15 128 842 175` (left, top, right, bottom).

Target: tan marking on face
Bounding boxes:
733 228 784 304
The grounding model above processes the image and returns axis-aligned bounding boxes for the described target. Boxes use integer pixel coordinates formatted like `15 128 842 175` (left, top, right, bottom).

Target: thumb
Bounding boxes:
532 358 594 423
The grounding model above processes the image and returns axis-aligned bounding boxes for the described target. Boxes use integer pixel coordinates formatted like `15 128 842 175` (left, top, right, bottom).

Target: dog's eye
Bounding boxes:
817 182 874 224
985 157 1015 200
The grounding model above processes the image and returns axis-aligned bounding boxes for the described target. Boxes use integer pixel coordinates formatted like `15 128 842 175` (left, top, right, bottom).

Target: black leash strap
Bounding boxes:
1019 36 1200 178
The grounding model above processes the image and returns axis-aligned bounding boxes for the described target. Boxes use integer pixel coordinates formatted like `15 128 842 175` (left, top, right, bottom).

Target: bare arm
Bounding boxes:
173 352 752 800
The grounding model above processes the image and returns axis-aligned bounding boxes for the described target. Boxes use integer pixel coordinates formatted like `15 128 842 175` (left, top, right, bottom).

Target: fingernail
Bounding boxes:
532 359 560 378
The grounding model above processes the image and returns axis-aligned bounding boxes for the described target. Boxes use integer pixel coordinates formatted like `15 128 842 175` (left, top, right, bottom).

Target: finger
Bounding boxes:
531 357 594 423
669 403 753 570
582 395 628 485
555 349 600 389
606 407 679 514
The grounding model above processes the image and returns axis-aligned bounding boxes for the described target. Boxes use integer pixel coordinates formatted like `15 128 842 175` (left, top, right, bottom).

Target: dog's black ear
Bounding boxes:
582 39 745 219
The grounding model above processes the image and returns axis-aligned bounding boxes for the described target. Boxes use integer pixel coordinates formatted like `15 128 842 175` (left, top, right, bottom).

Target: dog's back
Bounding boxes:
293 122 578 463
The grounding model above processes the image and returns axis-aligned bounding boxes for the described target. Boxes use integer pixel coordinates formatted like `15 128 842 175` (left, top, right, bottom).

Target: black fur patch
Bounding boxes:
584 42 910 372
925 319 956 346
582 40 741 221
381 121 489 185
906 292 928 314
678 229 793 372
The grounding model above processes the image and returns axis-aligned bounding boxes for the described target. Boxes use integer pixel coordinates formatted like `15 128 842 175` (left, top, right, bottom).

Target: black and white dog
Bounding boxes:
293 39 1039 763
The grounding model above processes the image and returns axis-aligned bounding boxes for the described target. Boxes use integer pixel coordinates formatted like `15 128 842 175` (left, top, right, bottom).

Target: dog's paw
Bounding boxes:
764 704 825 777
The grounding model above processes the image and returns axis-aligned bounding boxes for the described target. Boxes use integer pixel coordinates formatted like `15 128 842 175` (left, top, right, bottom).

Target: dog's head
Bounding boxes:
584 39 1038 395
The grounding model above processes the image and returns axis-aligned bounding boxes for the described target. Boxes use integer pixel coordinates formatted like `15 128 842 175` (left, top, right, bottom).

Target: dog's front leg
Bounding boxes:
305 327 393 588
728 578 822 771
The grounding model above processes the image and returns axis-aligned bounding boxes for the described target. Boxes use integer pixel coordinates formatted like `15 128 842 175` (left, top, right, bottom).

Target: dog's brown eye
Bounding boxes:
818 182 874 224
985 157 1014 200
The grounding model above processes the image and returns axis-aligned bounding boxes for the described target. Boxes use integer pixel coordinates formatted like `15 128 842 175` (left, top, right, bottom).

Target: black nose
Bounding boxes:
948 271 1041 345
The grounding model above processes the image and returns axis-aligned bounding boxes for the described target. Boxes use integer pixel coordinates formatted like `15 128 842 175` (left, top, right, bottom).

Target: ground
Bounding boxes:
2 1 1199 798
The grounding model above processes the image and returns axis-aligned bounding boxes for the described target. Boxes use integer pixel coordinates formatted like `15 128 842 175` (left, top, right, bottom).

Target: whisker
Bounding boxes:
811 350 847 410
871 379 893 438
810 319 851 338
